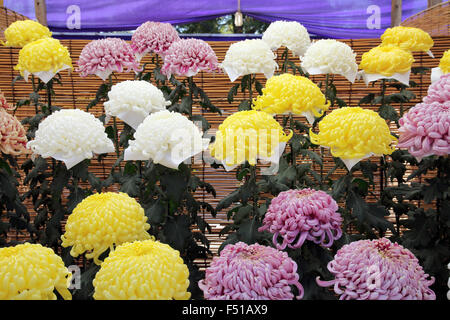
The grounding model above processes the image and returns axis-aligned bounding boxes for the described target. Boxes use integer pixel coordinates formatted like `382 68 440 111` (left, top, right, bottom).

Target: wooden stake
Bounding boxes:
391 0 402 27
34 0 47 26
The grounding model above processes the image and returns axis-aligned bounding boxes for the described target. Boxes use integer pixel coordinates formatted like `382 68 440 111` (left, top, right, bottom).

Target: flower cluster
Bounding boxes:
397 101 449 161
380 26 434 54
0 243 72 300
252 73 330 124
0 108 30 156
262 20 310 57
209 110 292 170
199 242 304 300
424 73 450 104
14 38 72 83
124 110 209 169
221 39 278 82
131 21 180 61
104 80 171 129
77 38 141 80
359 45 414 85
2 20 51 47
309 107 397 170
300 39 358 82
316 238 436 300
161 38 219 78
93 240 190 300
61 192 151 265
27 109 114 169
259 188 342 249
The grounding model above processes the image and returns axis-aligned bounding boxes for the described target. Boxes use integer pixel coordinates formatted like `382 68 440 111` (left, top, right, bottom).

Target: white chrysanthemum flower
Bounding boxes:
221 39 278 82
301 39 358 83
124 110 209 169
27 109 115 169
262 20 311 57
103 80 170 129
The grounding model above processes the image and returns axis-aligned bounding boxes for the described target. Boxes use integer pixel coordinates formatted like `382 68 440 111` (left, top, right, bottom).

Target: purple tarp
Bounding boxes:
4 0 427 39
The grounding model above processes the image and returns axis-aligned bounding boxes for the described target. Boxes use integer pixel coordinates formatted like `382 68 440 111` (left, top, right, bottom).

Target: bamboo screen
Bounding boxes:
402 1 449 36
0 7 449 268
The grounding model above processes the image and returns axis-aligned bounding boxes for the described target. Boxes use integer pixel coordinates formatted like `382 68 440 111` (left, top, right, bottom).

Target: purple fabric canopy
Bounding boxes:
4 0 427 39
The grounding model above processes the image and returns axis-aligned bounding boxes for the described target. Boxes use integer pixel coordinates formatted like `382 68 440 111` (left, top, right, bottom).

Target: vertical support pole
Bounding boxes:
391 0 402 27
427 0 442 8
34 0 47 26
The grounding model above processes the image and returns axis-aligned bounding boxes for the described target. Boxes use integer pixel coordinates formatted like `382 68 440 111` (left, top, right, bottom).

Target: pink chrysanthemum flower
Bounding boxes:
131 21 180 61
0 90 13 111
77 38 141 80
0 109 30 156
161 38 219 78
316 238 436 300
258 189 342 250
198 242 304 300
397 101 450 161
423 73 450 104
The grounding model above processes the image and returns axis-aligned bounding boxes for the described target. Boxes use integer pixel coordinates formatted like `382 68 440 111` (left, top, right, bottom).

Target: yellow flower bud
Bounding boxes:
61 192 151 264
3 20 52 47
93 240 190 300
359 45 414 77
0 243 71 300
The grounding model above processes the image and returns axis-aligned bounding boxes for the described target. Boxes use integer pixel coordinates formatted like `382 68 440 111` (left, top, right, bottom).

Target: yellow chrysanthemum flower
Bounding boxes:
93 240 191 300
209 110 292 167
359 45 414 77
2 20 52 47
0 243 71 300
14 38 72 82
381 26 433 53
61 192 151 265
309 107 397 169
252 73 330 124
439 49 450 74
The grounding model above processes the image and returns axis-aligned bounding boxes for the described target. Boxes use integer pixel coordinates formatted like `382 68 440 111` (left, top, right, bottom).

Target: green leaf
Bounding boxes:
67 186 86 213
145 200 167 225
119 174 141 197
227 83 239 103
179 96 192 115
233 205 252 224
160 170 188 203
235 217 263 244
216 189 240 212
238 100 251 111
190 114 210 132
163 215 192 252
255 80 263 95
378 104 399 122
50 164 70 199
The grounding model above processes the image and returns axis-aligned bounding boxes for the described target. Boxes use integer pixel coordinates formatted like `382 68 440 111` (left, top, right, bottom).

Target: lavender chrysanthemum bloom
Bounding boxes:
423 73 450 104
131 21 180 61
317 238 436 300
397 101 450 161
161 38 219 79
77 38 141 80
198 242 304 300
258 189 342 250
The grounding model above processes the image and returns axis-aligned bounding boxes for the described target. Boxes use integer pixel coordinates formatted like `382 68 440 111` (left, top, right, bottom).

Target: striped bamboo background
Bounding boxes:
402 1 449 36
0 7 449 269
